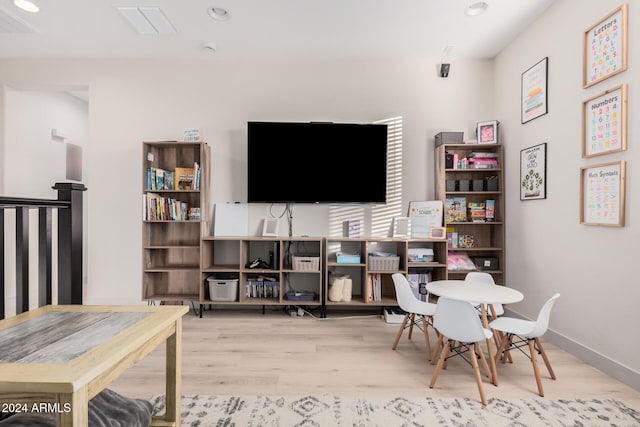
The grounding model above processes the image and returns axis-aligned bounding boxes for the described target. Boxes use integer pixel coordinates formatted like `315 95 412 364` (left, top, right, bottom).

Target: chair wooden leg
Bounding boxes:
528 339 545 397
429 339 450 388
408 313 415 340
431 333 444 365
392 314 410 350
421 315 432 360
535 338 556 380
476 341 493 383
472 343 488 405
494 332 511 365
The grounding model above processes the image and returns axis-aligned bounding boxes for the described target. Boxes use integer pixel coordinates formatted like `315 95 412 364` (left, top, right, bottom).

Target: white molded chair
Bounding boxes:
391 273 437 360
464 271 504 318
429 297 493 405
489 293 560 397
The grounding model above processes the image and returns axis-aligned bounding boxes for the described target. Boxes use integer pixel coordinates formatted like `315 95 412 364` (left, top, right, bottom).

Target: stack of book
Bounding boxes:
468 202 486 222
467 152 499 169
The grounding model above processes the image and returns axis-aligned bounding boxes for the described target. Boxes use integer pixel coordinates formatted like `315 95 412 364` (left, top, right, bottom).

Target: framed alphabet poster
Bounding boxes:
582 84 627 158
580 160 625 226
520 143 547 200
583 4 628 88
521 57 548 124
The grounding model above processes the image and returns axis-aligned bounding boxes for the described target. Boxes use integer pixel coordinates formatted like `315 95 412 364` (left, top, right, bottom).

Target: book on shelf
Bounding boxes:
445 197 467 222
143 193 190 221
175 167 195 190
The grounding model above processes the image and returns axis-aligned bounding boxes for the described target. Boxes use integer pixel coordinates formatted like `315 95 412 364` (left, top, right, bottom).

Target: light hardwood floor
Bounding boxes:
109 307 640 409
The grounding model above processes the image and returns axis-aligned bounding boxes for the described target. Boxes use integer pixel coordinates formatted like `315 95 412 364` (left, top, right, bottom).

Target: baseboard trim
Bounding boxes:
505 308 640 392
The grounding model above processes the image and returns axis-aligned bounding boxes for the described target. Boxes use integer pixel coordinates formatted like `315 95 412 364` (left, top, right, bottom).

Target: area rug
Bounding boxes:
150 394 640 427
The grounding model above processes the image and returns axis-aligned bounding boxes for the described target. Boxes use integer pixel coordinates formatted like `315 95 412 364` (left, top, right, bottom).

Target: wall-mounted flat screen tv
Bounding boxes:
247 121 388 203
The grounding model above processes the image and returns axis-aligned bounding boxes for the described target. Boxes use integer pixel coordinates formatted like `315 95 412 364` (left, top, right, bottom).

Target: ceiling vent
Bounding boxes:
116 6 177 34
0 6 37 33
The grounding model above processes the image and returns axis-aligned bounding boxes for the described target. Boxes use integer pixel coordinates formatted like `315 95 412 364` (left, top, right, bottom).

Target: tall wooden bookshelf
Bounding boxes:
142 141 210 303
434 143 505 285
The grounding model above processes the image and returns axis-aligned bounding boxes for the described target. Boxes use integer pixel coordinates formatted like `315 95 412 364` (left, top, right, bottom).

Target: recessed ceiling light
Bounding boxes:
13 0 39 13
207 6 230 21
465 2 488 16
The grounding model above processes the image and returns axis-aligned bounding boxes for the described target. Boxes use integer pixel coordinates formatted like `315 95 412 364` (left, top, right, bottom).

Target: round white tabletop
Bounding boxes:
426 280 523 305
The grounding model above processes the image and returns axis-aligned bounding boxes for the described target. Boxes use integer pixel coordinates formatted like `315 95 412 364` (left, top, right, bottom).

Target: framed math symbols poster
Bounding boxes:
580 160 625 227
583 4 628 88
521 57 548 124
520 143 547 201
582 84 627 158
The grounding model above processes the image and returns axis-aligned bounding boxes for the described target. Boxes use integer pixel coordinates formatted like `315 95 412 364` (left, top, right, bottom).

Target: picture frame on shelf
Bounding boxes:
521 57 548 124
408 200 443 238
262 218 279 236
476 120 498 144
520 143 547 201
580 160 625 226
583 4 628 88
582 84 627 158
392 217 411 238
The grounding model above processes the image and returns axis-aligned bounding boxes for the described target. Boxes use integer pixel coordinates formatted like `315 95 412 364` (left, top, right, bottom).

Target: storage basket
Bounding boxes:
368 256 400 271
292 255 320 271
207 277 238 301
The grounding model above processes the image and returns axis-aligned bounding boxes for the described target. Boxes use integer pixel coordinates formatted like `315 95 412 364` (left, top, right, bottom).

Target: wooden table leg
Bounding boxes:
480 305 498 386
164 318 182 425
57 386 88 426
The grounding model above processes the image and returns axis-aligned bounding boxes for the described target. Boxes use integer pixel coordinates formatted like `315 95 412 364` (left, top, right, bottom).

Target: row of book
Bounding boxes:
147 162 201 191
143 192 200 221
366 273 382 302
445 197 496 222
245 279 280 299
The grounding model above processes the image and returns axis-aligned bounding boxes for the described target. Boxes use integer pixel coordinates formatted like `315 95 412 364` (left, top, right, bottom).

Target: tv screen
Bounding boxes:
247 121 388 203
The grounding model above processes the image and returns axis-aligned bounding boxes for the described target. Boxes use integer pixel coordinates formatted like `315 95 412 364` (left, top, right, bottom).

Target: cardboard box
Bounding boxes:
435 132 464 147
446 180 457 191
472 179 484 191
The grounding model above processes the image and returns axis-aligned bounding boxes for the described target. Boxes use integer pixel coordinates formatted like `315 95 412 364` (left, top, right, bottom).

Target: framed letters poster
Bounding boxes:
520 143 547 200
580 160 625 226
582 84 627 158
583 4 628 88
521 57 548 124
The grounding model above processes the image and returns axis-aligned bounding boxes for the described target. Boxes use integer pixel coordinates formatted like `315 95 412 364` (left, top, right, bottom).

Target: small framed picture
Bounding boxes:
477 120 498 144
393 217 411 238
262 218 279 236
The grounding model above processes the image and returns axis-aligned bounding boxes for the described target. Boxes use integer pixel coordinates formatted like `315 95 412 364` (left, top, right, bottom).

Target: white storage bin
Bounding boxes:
292 255 320 271
368 256 400 271
207 277 238 301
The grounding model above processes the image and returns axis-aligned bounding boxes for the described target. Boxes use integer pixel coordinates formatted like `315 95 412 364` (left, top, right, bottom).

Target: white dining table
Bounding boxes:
426 280 524 386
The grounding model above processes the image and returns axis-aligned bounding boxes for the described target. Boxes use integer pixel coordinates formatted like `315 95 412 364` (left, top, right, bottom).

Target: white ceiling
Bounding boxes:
0 0 557 61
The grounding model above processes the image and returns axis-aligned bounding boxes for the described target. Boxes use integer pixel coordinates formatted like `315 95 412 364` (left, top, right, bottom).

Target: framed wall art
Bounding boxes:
521 57 548 124
477 120 498 144
520 143 547 200
582 84 627 158
580 160 625 226
583 4 628 88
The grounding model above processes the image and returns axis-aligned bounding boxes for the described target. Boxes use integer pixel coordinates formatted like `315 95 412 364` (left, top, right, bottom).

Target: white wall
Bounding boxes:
495 0 639 388
0 58 494 306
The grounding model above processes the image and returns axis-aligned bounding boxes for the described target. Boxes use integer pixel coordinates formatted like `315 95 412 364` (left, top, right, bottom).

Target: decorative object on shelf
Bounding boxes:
580 160 626 227
476 120 498 144
261 218 279 236
445 197 467 222
428 226 446 240
583 4 628 88
343 219 362 238
408 200 443 238
520 143 547 200
392 217 411 238
521 57 548 124
582 84 627 158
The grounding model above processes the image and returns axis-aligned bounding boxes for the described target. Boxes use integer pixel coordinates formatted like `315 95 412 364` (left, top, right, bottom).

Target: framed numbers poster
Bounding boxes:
582 84 627 158
580 160 625 226
583 4 628 88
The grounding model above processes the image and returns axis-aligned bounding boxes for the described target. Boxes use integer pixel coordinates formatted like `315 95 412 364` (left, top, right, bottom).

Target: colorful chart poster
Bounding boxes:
582 84 626 158
583 5 627 88
581 161 625 226
521 57 548 124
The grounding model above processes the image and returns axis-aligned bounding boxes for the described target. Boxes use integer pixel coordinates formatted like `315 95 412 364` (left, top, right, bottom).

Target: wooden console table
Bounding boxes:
0 305 188 426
